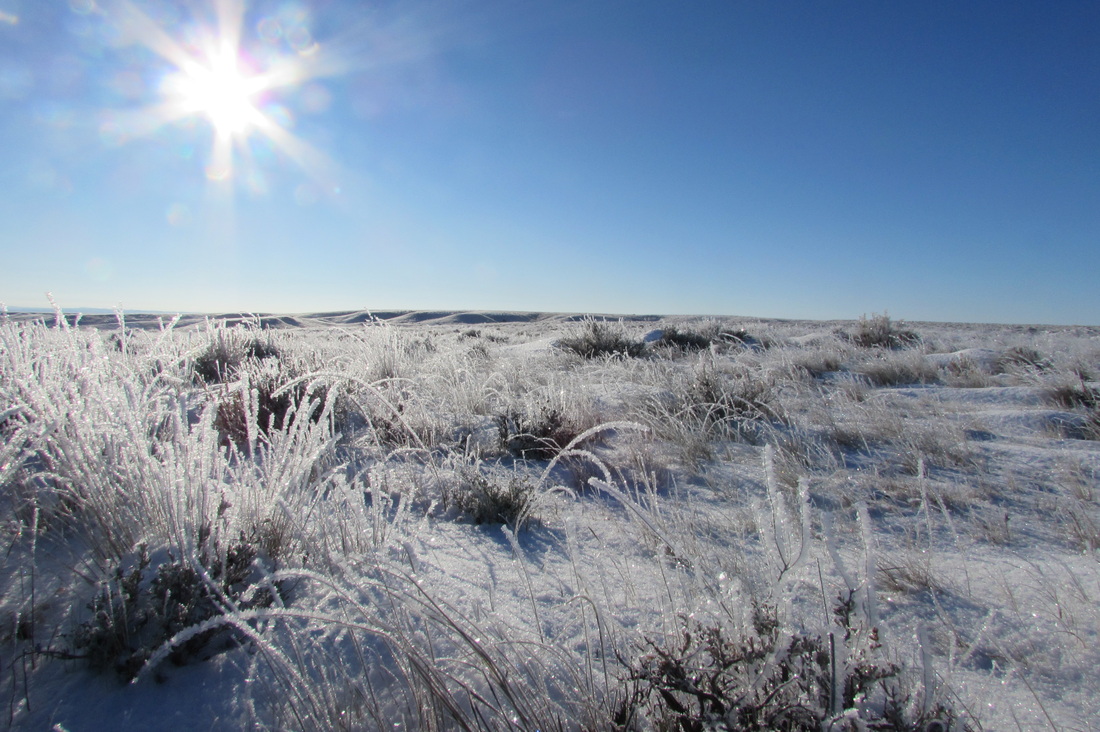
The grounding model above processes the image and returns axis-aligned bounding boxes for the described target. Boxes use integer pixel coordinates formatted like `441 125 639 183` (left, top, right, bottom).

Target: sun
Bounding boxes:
104 0 339 186
166 48 264 138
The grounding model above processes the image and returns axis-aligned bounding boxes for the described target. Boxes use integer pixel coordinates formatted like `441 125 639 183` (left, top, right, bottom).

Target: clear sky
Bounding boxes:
1 0 1097 324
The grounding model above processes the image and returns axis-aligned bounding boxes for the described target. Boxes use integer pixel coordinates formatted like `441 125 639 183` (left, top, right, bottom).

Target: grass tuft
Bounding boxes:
1046 379 1100 440
193 327 280 384
998 346 1051 373
496 401 588 460
848 313 921 350
442 467 538 529
556 317 645 359
73 533 284 681
213 363 336 450
622 600 964 731
654 324 752 353
855 350 939 387
684 359 782 427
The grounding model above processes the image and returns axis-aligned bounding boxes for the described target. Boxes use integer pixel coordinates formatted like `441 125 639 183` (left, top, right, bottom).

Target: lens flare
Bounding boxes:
101 0 339 187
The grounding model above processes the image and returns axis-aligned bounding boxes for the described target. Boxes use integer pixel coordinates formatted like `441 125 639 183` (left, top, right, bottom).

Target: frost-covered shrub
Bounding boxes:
997 345 1051 373
496 402 588 460
674 360 782 444
1046 380 1100 440
192 327 280 384
351 380 452 450
73 535 283 681
214 362 337 449
939 355 996 388
1047 380 1099 410
556 317 645 359
877 556 943 595
653 324 751 353
855 351 939 387
654 325 711 352
636 358 783 460
442 468 538 528
848 313 921 350
1051 467 1100 550
622 600 962 731
788 349 846 379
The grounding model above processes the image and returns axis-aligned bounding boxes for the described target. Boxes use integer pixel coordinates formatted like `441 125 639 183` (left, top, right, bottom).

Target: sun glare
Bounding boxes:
101 0 340 187
170 51 263 137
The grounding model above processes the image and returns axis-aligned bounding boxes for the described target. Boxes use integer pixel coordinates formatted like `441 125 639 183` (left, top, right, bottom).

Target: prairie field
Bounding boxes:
1 309 1098 730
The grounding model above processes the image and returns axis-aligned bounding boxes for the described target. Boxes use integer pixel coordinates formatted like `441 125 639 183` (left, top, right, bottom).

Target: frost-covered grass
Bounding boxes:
1 311 1098 730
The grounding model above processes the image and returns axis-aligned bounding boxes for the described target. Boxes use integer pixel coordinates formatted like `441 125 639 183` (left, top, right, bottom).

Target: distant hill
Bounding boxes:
2 308 673 331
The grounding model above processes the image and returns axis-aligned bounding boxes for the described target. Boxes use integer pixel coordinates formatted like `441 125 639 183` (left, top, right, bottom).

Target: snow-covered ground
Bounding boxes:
1 310 1097 730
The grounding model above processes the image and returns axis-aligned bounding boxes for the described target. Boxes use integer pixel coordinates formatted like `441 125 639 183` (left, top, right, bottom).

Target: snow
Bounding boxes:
1 311 1098 729
925 349 1004 372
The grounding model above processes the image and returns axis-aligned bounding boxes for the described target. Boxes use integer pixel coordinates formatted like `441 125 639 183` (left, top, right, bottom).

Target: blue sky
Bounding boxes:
1 0 1097 323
